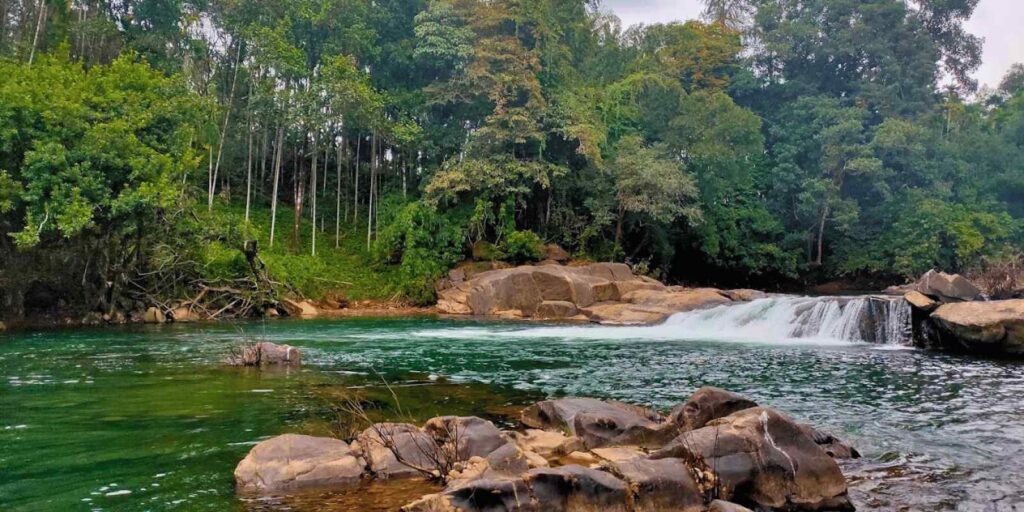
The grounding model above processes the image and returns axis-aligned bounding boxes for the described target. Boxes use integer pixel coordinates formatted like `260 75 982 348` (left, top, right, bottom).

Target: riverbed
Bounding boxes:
1 317 1022 511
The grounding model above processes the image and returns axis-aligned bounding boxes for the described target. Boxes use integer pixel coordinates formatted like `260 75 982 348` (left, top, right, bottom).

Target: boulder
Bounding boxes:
927 299 1024 355
590 446 645 464
234 434 364 492
521 398 676 449
607 457 704 512
143 307 166 324
171 306 202 323
651 407 852 511
280 298 319 318
709 500 754 512
797 424 860 460
357 423 441 479
579 303 671 325
915 270 982 302
722 289 768 302
535 300 579 319
668 387 758 431
225 342 301 366
622 288 731 312
511 429 582 460
904 291 938 312
544 244 571 263
613 280 667 297
527 465 630 512
423 416 508 461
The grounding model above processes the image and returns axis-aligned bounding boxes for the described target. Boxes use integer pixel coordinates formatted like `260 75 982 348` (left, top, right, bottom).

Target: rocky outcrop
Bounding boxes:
914 270 982 302
921 299 1024 355
652 407 853 511
521 397 677 449
668 386 758 430
236 390 857 512
234 434 364 492
143 307 166 324
904 291 937 312
437 263 743 325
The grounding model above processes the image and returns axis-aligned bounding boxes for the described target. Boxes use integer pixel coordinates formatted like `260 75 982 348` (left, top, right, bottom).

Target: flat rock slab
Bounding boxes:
930 299 1024 354
234 434 364 492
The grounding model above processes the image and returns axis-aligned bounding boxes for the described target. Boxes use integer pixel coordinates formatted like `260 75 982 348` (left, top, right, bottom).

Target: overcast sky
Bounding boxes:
603 0 1023 89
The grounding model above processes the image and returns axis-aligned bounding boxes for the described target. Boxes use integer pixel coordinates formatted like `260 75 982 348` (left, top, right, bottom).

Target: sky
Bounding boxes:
603 0 1024 89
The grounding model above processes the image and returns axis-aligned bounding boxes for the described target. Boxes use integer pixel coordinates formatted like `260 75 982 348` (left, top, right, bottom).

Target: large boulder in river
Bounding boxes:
652 407 853 511
521 398 677 449
926 299 1024 355
234 434 364 492
279 298 320 318
423 416 509 461
915 270 982 302
668 386 759 431
225 341 301 366
606 457 706 512
436 262 735 324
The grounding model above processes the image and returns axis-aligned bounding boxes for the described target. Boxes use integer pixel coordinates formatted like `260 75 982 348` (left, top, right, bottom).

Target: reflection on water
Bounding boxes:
2 318 1023 511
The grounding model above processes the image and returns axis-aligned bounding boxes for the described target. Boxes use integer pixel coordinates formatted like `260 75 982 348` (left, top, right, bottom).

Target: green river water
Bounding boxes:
1 317 1022 511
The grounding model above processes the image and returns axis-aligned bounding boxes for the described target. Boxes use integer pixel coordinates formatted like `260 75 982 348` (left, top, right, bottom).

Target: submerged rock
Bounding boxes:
234 434 364 492
225 341 301 366
652 407 853 511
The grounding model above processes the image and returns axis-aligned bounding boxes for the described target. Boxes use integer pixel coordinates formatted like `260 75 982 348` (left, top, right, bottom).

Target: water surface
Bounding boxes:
1 317 1022 511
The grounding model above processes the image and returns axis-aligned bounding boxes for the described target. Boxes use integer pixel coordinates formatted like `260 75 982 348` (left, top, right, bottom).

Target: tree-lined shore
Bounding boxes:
1 0 1021 325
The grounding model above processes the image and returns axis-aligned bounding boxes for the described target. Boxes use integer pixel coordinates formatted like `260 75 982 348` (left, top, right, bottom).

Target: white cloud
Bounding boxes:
602 0 1023 88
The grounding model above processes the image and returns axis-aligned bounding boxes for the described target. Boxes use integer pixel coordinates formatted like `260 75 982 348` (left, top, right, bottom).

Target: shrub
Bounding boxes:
502 230 545 264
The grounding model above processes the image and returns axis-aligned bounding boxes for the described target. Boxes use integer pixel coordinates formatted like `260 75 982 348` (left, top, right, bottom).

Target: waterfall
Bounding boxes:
661 295 913 345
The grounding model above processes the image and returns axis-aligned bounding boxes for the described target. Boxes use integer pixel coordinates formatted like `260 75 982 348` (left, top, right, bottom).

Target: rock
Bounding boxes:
234 434 364 492
0 321 5 332
511 429 582 460
927 299 1024 355
171 306 201 323
915 270 982 302
444 476 535 511
521 398 676 449
279 298 319 318
722 289 768 302
528 465 630 511
264 307 280 318
590 446 645 463
579 302 671 325
904 291 938 312
622 288 731 312
651 407 852 511
357 423 440 479
668 386 758 431
545 243 571 263
709 500 754 512
225 341 301 366
798 424 860 460
561 450 600 466
613 280 667 297
423 416 508 461
143 307 166 324
607 457 704 512
535 300 579 319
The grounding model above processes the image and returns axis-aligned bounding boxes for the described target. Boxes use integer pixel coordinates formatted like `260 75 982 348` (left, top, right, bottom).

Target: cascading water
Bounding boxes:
661 295 913 345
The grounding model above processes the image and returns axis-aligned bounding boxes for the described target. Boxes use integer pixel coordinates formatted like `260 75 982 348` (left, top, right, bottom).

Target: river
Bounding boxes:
1 306 1022 510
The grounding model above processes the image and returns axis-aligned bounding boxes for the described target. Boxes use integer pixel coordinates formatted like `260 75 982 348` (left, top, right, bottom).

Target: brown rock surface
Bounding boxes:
234 434 364 492
929 299 1024 354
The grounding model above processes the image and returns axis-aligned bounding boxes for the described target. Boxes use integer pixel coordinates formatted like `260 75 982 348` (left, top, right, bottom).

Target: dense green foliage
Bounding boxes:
0 0 1021 319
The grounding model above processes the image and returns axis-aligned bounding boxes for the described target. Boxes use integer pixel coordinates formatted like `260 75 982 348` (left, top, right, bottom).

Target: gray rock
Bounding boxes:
668 386 758 430
916 270 982 302
234 434 364 492
607 457 704 512
521 398 676 449
652 407 853 511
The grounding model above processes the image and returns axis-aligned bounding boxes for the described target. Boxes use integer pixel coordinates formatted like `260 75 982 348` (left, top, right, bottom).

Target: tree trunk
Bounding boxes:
310 132 318 257
367 130 377 250
245 118 253 222
292 145 306 251
335 138 343 248
814 205 829 266
28 0 45 66
269 125 284 247
353 135 361 225
209 41 242 212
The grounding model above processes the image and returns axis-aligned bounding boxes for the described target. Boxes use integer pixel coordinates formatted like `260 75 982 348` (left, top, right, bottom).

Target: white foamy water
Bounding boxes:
412 295 913 346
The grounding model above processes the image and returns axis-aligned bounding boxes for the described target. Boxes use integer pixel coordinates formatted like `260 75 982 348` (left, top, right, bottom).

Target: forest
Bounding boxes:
0 0 1022 320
